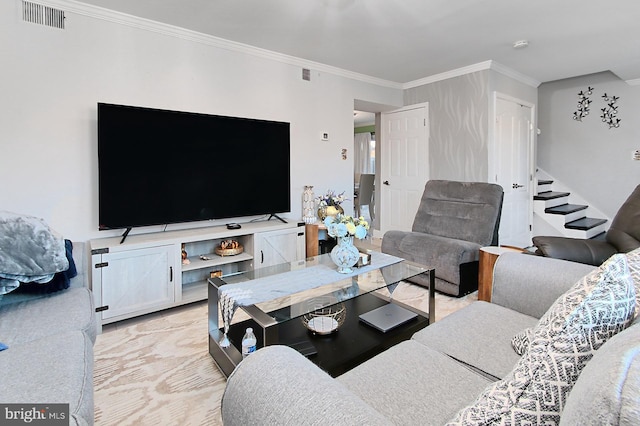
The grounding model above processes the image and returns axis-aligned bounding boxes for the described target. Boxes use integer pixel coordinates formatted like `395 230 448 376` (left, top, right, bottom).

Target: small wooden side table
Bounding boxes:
305 223 320 257
305 222 329 257
478 246 523 302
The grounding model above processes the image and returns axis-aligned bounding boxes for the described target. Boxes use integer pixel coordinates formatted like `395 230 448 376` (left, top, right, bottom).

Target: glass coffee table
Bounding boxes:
208 251 435 378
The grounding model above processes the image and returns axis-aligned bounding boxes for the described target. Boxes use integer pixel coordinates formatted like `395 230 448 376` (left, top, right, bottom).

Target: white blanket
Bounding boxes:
0 211 68 295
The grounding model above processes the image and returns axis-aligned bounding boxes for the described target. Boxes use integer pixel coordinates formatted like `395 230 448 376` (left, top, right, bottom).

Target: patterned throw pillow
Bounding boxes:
625 246 640 316
510 327 532 356
447 254 635 426
510 246 640 356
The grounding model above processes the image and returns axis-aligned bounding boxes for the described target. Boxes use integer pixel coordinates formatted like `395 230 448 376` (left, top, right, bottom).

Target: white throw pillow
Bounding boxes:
625 246 640 316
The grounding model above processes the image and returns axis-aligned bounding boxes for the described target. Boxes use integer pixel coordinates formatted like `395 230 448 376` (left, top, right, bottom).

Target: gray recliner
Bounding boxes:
532 184 640 266
381 180 504 297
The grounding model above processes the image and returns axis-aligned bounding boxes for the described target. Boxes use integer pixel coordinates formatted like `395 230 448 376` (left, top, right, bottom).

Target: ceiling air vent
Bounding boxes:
302 68 311 81
22 0 65 29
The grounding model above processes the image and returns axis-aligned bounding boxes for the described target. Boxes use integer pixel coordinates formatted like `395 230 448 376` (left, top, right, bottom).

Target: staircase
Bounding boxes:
533 179 608 239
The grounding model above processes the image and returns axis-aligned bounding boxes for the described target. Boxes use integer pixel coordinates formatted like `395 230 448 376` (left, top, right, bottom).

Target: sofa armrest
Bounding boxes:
490 253 595 319
222 345 390 425
69 241 89 289
532 236 617 266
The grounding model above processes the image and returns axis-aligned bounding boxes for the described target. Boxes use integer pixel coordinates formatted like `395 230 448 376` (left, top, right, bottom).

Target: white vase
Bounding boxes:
330 236 360 274
302 185 317 224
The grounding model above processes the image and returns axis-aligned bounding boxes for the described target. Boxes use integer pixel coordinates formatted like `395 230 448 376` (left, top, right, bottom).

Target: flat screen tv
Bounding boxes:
97 103 291 231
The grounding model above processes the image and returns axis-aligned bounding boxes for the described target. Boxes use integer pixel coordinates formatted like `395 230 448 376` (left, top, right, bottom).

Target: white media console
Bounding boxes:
90 220 305 329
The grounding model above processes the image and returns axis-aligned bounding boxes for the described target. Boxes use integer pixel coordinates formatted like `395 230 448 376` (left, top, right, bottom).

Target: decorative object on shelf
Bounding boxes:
302 296 346 335
324 214 370 273
318 204 344 220
215 239 244 256
210 270 222 278
181 243 190 265
357 251 371 267
600 93 621 129
572 86 593 122
317 190 346 220
302 185 317 224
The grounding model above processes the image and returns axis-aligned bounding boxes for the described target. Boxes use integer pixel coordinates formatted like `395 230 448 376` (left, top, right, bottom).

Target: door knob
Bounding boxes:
512 183 524 189
383 180 390 186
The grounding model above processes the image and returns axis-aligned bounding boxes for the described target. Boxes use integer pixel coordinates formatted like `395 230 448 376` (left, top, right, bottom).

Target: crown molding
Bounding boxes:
489 61 541 88
625 78 640 86
40 0 403 89
402 61 494 89
403 60 540 89
37 1 542 90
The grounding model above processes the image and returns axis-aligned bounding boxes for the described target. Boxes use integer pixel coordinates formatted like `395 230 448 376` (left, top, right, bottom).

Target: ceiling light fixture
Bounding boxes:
513 40 529 49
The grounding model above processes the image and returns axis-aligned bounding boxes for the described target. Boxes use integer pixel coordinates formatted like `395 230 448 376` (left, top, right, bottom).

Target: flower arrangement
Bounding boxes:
324 214 369 240
317 190 346 207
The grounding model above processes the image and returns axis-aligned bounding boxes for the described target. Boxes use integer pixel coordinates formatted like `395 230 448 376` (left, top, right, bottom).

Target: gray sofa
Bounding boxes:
0 242 96 426
221 252 640 425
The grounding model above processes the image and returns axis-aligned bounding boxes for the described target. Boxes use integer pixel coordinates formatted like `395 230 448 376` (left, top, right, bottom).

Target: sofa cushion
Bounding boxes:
0 287 96 345
448 253 636 425
410 180 503 246
222 345 391 425
412 301 538 379
560 322 640 425
0 330 94 426
337 340 493 426
491 253 595 319
382 231 480 284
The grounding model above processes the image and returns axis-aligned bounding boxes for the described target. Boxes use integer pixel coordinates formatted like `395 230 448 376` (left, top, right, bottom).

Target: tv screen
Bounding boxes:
98 103 291 230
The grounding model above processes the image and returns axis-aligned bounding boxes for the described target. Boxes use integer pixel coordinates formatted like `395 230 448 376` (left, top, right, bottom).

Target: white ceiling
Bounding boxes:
76 0 640 85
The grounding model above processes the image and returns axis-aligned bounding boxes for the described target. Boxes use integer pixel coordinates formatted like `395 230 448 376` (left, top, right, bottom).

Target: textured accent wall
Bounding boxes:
404 70 489 181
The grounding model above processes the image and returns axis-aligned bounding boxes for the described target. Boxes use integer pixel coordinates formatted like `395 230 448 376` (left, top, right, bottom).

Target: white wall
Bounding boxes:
0 1 402 241
538 71 640 218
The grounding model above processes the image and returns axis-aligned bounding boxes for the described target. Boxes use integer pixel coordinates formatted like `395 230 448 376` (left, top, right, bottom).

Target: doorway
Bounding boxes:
492 92 535 248
354 110 376 226
379 104 429 235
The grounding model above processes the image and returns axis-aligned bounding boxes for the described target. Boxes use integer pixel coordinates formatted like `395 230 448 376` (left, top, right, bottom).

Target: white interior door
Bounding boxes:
494 95 534 247
379 104 429 235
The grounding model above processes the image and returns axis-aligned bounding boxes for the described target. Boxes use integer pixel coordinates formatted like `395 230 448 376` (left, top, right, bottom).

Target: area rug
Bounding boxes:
94 301 225 425
94 290 476 425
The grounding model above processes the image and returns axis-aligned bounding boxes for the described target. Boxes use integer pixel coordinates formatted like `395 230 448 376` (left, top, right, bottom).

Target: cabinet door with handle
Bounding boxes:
94 245 176 322
254 227 304 269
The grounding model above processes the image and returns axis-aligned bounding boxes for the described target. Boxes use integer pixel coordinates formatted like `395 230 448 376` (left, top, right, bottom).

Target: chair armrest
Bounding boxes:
222 345 390 425
490 253 595 319
532 236 617 266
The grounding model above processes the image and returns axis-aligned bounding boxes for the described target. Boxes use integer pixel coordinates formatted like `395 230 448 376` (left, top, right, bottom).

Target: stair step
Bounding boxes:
565 217 608 230
545 204 588 215
534 191 570 201
538 179 553 186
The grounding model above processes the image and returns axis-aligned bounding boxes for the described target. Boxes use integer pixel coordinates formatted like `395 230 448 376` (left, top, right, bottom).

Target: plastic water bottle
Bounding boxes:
241 327 257 359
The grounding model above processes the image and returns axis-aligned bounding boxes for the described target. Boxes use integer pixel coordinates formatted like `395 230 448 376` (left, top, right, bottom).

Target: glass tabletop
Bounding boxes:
209 252 431 325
